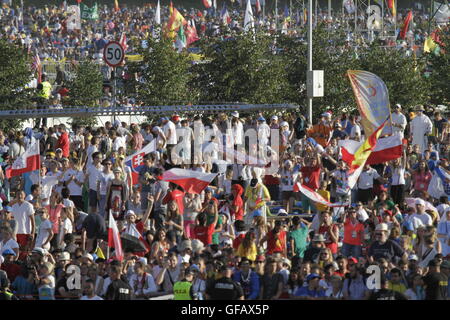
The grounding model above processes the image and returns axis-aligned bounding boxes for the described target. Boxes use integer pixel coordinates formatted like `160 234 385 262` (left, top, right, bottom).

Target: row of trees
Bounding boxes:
0 25 448 130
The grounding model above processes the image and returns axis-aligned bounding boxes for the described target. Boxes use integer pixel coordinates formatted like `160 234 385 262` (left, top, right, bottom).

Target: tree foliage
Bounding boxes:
426 28 450 105
138 37 196 106
0 39 33 132
192 32 290 105
66 60 103 127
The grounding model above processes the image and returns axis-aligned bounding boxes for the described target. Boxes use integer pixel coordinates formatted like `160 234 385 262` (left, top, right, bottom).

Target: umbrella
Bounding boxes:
120 233 146 252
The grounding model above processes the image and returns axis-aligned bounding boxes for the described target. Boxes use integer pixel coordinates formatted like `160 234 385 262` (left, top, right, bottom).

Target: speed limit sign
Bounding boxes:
103 41 124 67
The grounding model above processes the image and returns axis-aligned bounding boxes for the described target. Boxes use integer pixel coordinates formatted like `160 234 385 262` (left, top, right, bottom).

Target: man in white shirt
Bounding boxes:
349 116 361 141
85 152 104 214
257 116 271 147
410 105 433 153
391 104 407 137
231 111 244 149
11 191 35 249
357 164 384 204
409 199 433 226
162 117 177 164
80 279 104 300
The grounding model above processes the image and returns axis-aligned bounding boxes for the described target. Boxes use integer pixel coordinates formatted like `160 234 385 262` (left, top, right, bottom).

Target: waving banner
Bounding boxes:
294 183 346 207
347 70 392 137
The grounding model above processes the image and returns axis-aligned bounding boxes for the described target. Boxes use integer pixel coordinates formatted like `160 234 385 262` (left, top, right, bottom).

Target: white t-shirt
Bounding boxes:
0 238 19 255
80 295 103 300
390 167 405 186
233 121 244 145
98 171 114 195
163 121 177 145
11 201 35 234
357 168 380 190
112 136 126 152
280 170 297 192
86 164 103 191
86 145 98 165
63 169 85 196
409 212 433 226
35 219 53 250
350 124 361 140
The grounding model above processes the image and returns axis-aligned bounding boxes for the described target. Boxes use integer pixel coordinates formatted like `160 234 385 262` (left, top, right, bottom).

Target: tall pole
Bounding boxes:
328 0 331 20
355 0 358 33
315 0 318 26
275 0 278 29
307 0 313 125
381 0 384 37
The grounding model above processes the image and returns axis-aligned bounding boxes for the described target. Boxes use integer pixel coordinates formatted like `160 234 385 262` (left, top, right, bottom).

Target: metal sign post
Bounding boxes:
103 41 124 123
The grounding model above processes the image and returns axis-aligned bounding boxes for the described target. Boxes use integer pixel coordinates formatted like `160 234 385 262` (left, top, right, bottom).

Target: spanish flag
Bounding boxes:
166 2 187 38
388 0 396 17
347 119 388 174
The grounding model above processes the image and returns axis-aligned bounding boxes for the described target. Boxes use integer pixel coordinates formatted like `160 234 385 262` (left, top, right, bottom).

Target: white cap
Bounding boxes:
415 199 426 206
126 210 136 217
83 253 94 261
271 115 278 120
231 111 239 117
139 257 148 265
278 209 288 215
280 121 289 127
181 255 190 264
59 252 71 261
375 223 389 232
408 254 419 261
321 112 331 118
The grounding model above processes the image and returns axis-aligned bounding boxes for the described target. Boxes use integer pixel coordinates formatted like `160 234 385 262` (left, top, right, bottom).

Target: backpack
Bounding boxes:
294 116 306 139
99 137 109 155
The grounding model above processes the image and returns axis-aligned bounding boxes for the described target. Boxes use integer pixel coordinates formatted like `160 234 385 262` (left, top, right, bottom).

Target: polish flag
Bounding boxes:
124 223 151 254
5 140 40 179
162 168 217 194
339 134 403 167
255 0 261 14
294 183 346 207
108 211 124 262
203 0 212 8
125 140 156 185
119 32 128 52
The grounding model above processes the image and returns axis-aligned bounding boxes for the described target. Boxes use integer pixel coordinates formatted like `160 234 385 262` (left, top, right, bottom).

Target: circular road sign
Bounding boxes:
103 41 124 67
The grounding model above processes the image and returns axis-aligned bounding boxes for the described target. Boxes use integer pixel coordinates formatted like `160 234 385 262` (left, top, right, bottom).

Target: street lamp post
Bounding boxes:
307 0 313 125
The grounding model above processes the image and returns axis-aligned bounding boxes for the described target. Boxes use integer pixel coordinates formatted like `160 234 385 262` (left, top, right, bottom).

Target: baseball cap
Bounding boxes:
160 117 169 122
257 116 266 122
32 247 45 256
415 199 425 206
277 209 288 216
348 257 358 265
271 115 278 121
125 210 136 217
306 273 320 282
321 112 331 118
280 121 289 127
83 253 94 262
55 148 62 153
408 254 419 261
394 103 401 109
2 249 16 256
375 223 389 232
205 187 213 193
181 255 191 264
59 252 71 261
250 178 258 187
4 206 12 212
231 111 239 118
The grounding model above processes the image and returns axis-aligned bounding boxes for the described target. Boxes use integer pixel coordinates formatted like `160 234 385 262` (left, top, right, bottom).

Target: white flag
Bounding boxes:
155 0 161 25
67 5 81 31
244 0 255 31
343 0 356 14
434 2 450 23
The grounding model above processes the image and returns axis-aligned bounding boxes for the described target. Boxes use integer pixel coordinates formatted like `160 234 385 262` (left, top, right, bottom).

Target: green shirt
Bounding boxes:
289 224 309 258
206 214 222 245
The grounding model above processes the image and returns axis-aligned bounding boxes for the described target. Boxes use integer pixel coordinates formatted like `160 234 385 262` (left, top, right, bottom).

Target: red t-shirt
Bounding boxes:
193 223 215 246
1 263 21 283
230 196 244 221
266 230 286 255
57 132 70 158
343 218 365 246
163 190 186 214
300 166 321 190
318 224 339 254
264 175 280 185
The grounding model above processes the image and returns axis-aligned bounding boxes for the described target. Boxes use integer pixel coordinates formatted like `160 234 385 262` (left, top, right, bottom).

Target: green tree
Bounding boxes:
138 37 196 106
0 39 33 132
66 60 103 127
426 28 450 105
192 32 290 105
358 42 430 109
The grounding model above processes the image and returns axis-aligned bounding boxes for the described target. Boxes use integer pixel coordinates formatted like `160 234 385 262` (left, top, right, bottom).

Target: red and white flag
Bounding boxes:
162 168 217 194
203 0 212 8
124 223 151 253
125 140 156 185
5 140 40 179
119 32 128 52
108 211 124 262
294 183 346 207
339 134 403 167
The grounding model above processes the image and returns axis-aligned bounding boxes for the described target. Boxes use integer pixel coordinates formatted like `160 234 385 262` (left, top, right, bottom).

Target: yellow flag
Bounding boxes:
424 36 437 53
95 246 106 259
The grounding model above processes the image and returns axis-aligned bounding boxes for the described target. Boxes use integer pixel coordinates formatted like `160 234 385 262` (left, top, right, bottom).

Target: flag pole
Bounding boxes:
106 209 110 260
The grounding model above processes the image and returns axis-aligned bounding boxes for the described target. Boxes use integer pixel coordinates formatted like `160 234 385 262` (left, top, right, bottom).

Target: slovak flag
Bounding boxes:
203 0 212 8
220 5 231 24
125 140 156 185
108 211 124 261
162 168 217 194
5 140 40 179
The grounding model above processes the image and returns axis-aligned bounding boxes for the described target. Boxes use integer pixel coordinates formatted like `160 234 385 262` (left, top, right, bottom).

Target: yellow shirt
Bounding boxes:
316 189 330 212
388 281 407 294
237 243 258 262
244 184 271 210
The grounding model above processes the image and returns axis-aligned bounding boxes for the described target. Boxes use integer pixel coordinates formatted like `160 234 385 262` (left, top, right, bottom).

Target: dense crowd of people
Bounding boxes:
0 100 448 300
